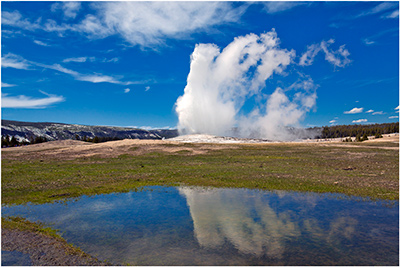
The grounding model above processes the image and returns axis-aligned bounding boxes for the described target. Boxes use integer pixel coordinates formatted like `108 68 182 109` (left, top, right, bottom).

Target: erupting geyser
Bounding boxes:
175 30 349 141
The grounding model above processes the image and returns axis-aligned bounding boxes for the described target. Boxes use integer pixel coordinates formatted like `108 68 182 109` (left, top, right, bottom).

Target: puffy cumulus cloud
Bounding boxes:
352 119 367 123
2 92 65 108
344 107 363 114
175 30 325 141
299 39 351 68
124 88 130 93
365 109 374 113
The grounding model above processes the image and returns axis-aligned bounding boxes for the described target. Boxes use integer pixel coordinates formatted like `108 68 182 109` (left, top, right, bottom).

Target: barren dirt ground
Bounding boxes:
3 134 398 161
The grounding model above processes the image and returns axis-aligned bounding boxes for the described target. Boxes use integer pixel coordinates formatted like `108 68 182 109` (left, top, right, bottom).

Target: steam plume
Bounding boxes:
175 30 319 140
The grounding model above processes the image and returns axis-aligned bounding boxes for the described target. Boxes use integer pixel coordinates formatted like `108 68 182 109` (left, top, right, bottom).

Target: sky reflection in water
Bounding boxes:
2 186 398 265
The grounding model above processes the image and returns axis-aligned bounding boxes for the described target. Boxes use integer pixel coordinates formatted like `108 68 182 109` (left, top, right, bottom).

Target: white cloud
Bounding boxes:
365 109 374 113
262 2 308 14
42 63 81 76
356 2 398 18
344 107 363 114
63 57 116 63
2 92 65 108
352 119 367 123
395 106 399 110
1 53 30 69
2 53 133 85
1 10 40 31
75 73 130 85
1 82 16 87
33 40 50 46
51 2 81 19
299 43 320 66
381 9 399 19
103 57 119 63
329 119 337 124
94 2 245 47
362 38 375 46
145 86 150 91
63 57 88 63
124 88 130 93
389 116 399 119
361 28 398 48
372 111 384 115
3 2 245 48
49 64 138 85
70 14 113 38
299 39 351 68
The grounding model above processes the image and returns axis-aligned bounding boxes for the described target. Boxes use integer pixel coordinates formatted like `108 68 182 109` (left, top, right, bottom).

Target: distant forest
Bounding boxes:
317 122 399 139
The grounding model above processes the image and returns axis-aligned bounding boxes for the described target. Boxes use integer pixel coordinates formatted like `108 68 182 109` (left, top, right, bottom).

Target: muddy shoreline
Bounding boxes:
2 228 109 266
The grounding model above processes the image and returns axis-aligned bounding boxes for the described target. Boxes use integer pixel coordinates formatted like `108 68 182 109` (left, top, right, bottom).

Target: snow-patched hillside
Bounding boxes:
1 120 178 142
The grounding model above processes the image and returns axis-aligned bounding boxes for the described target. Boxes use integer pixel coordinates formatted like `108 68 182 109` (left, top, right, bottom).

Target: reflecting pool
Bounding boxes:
2 186 398 265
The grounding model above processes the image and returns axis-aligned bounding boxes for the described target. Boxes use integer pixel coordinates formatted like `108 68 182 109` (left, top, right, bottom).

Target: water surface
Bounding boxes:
2 186 398 265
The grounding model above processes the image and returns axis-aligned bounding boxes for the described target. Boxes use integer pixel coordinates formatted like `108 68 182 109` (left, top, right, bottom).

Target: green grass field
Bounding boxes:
2 142 399 205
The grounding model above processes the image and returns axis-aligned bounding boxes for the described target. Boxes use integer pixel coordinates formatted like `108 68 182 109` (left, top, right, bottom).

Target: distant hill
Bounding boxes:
1 120 179 143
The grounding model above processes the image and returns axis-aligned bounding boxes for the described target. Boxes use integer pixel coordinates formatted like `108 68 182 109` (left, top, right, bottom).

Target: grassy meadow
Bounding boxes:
2 141 398 205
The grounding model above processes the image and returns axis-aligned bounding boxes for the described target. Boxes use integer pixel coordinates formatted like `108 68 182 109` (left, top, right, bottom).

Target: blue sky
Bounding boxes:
1 1 399 130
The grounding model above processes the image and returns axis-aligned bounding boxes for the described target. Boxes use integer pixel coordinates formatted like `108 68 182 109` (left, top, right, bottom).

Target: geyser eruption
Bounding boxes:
175 30 320 141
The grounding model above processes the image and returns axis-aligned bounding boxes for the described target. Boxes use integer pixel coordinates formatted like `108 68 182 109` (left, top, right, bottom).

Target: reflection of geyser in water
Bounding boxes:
179 187 300 258
179 187 357 258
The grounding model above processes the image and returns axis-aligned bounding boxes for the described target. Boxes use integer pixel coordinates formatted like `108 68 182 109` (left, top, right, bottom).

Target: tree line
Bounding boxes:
318 122 399 140
1 135 48 147
75 135 122 143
